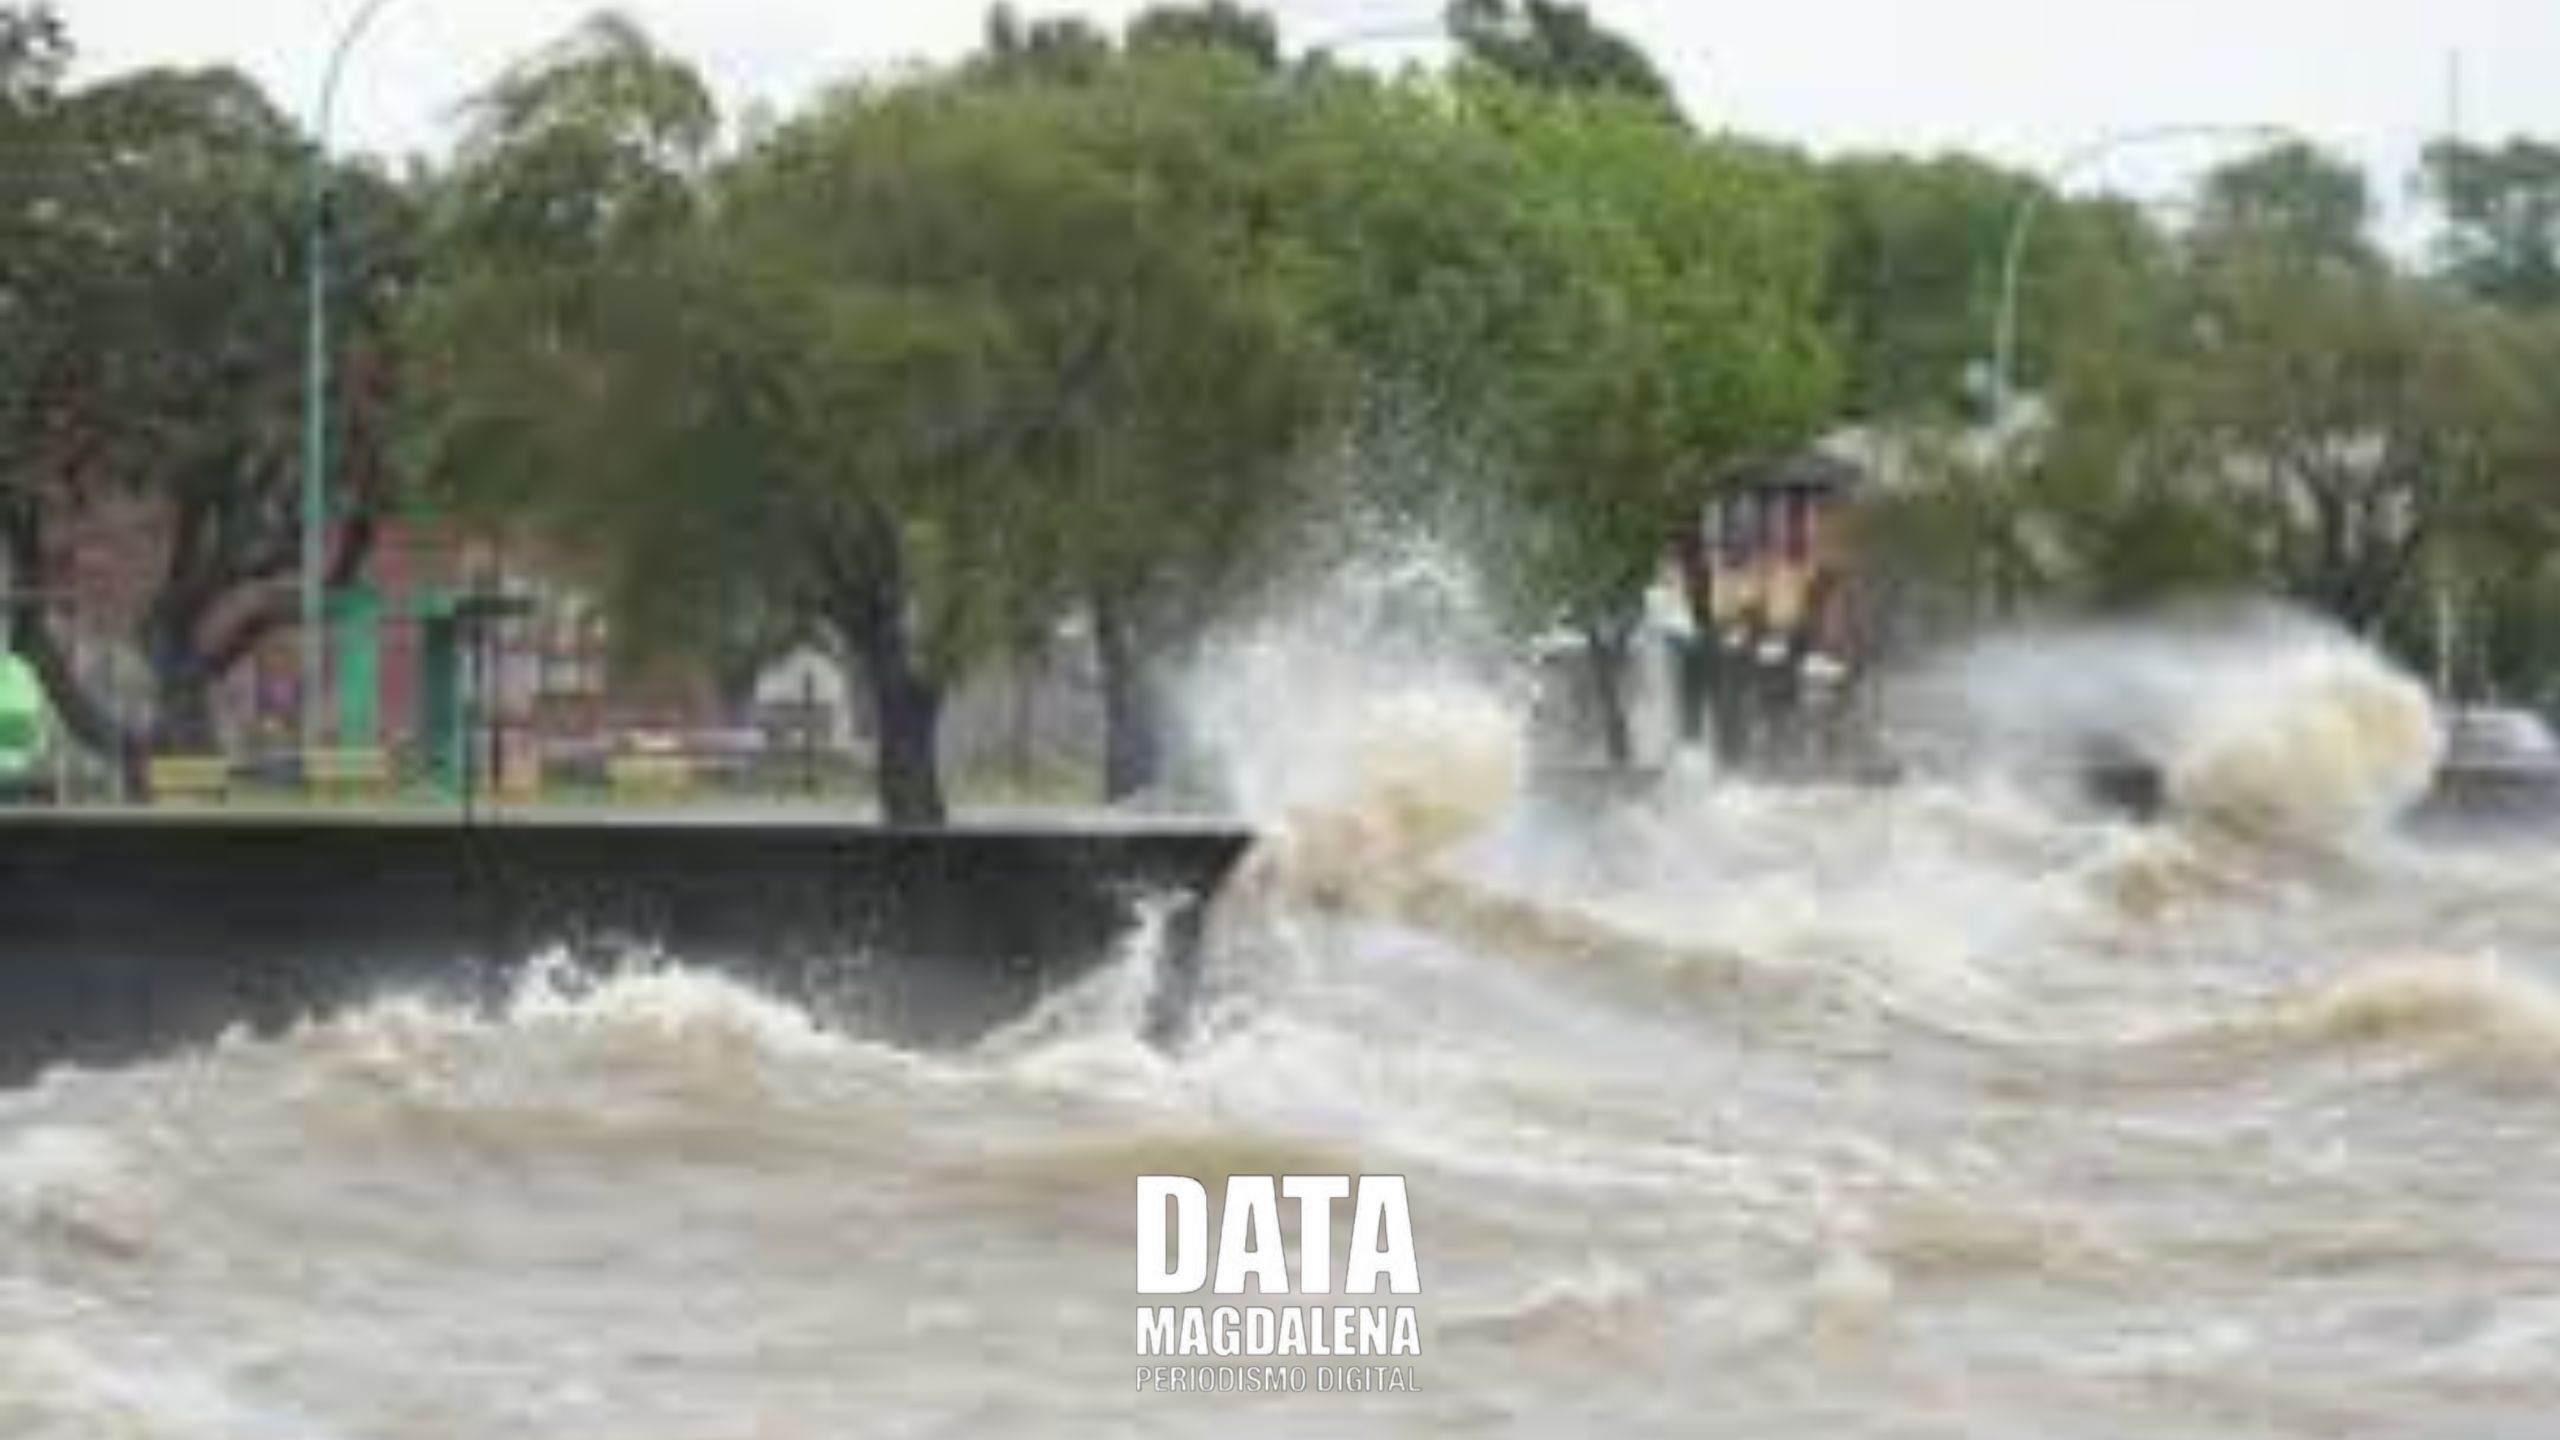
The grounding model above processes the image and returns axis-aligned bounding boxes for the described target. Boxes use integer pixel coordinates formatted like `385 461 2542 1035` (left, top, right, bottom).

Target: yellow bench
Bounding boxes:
498 749 544 801
303 747 391 799
606 752 693 799
148 754 230 804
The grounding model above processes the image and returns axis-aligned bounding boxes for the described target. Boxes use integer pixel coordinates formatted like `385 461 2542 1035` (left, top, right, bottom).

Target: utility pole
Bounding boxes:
1989 123 2295 425
2445 49 2468 145
2432 48 2466 705
300 0 401 767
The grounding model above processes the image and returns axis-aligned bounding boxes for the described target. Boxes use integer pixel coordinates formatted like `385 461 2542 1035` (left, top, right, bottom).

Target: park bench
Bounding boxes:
498 750 544 801
303 747 392 800
606 751 693 799
147 754 231 804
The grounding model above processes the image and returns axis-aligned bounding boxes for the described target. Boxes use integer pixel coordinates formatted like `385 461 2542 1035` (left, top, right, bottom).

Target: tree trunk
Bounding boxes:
866 657 945 827
1670 526 1717 748
1007 644 1038 789
141 589 221 757
712 654 764 725
150 662 218 755
1093 592 1164 804
1710 630 1751 770
834 583 946 827
1582 623 1635 770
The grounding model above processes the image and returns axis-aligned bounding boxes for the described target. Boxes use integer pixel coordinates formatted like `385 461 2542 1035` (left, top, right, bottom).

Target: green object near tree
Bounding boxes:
0 652 49 779
329 583 381 750
418 612 462 791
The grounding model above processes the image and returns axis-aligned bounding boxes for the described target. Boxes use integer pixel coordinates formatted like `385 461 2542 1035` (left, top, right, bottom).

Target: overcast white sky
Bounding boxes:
52 1 2560 202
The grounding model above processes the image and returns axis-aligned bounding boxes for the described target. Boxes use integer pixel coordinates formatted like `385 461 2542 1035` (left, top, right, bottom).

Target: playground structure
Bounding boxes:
0 653 51 801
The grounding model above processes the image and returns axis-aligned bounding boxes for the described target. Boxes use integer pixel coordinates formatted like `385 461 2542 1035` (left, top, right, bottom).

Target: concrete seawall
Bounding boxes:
0 809 1253 1084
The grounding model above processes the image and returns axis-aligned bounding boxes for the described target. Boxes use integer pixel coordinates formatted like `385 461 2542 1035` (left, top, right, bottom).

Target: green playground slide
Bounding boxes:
0 653 48 784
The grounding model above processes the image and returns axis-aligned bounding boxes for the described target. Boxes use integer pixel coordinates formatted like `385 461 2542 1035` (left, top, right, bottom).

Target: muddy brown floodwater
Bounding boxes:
5 617 2557 1439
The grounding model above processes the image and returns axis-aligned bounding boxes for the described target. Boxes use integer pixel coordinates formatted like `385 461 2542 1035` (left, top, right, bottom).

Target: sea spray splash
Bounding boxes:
1172 545 1796 1015
2163 638 2440 841
1181 540 1530 896
1896 603 2442 842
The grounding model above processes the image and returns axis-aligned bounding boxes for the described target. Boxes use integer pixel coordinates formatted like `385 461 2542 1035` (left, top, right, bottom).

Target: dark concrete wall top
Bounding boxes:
0 811 1254 1084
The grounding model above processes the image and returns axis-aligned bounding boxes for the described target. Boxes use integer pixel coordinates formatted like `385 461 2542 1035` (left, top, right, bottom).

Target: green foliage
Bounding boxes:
1938 143 2557 646
2425 137 2560 310
38 0 2540 791
1263 71 1534 422
1466 82 1836 629
447 11 716 264
1445 0 1675 112
0 3 64 108
1125 2 1280 70
0 39 414 760
1249 70 1835 640
1862 135 2560 694
1818 153 2024 419
711 58 1306 661
412 19 1341 814
2194 140 2376 272
2156 244 2536 629
406 13 716 525
979 6 1113 81
409 12 1861 795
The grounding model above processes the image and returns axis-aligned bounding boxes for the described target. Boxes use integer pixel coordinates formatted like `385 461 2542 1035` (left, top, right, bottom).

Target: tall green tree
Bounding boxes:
0 2 69 424
2 43 411 779
2193 140 2377 273
405 11 719 524
1445 0 1675 112
1125 2 1280 70
981 6 1113 80
1019 50 1331 798
1818 152 2025 419
1966 147 2545 640
709 63 1327 817
2424 137 2560 311
2155 148 2519 633
1469 82 1836 760
423 19 1331 819
1261 67 1550 471
0 1 60 131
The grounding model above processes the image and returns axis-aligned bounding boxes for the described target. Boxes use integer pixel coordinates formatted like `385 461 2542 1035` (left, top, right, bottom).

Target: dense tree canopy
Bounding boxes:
1445 0 1675 111
2425 137 2560 311
1878 139 2560 704
14 1 2560 804
1 23 412 782
413 17 1340 818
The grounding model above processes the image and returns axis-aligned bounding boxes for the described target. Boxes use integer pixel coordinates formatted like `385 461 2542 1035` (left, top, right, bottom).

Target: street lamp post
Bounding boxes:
300 0 401 764
1988 122 2293 424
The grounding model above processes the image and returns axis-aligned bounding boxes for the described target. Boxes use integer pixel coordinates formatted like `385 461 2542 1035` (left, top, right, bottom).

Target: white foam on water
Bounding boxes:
5 576 2559 1436
2281 952 2560 1074
0 1126 155 1260
0 1332 335 1440
1900 603 2444 844
1182 540 1530 879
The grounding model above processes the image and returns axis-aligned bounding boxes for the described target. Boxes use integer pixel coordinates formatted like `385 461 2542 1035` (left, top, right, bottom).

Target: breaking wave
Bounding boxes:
1903 603 2443 844
2277 954 2560 1074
